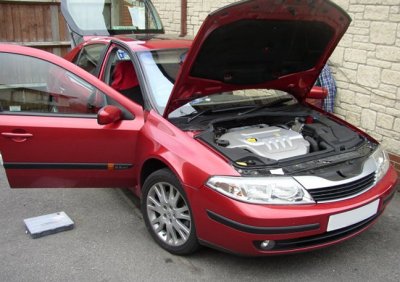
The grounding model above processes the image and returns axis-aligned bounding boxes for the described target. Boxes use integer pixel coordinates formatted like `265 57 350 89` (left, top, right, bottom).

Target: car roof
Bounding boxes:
81 35 192 52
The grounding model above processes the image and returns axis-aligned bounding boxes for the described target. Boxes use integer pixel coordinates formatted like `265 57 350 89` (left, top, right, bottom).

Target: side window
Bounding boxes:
75 44 107 75
0 53 106 115
103 48 144 106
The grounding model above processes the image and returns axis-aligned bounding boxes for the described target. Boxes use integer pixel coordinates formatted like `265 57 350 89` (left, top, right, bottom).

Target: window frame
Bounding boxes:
75 43 108 76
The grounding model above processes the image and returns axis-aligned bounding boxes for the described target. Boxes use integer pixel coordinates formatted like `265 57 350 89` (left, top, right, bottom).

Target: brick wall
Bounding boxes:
154 0 400 174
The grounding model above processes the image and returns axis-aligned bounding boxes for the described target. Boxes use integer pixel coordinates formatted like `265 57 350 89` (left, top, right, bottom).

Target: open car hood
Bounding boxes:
164 0 350 117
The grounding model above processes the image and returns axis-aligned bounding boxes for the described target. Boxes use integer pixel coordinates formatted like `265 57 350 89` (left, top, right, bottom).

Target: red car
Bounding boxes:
0 0 397 256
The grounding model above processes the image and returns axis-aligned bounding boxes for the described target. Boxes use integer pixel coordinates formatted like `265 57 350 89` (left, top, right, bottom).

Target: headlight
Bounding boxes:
371 145 390 182
206 176 315 205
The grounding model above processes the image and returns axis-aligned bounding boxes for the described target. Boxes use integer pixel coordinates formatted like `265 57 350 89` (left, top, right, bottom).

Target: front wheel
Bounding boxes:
141 168 199 255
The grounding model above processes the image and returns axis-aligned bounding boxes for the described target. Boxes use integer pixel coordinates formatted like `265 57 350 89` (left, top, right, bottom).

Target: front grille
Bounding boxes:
308 173 376 202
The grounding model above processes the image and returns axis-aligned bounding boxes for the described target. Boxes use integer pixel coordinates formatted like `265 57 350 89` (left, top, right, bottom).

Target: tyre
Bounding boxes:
141 168 199 255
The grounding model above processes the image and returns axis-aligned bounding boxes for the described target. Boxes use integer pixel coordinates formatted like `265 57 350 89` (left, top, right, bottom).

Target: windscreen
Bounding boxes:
138 49 293 117
138 49 187 114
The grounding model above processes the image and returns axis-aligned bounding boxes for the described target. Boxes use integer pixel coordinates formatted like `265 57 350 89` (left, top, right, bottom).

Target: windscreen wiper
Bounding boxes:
186 109 212 123
238 96 293 116
186 105 254 123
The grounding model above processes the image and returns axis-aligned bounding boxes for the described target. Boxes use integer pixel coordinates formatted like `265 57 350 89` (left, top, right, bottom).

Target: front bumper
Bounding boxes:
189 166 398 256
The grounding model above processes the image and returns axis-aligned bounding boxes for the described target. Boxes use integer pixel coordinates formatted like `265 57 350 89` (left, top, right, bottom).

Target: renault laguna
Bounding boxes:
0 0 397 255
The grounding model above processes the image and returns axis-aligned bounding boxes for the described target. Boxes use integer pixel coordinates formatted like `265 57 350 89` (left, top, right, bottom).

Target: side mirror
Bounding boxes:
307 86 328 99
97 105 123 125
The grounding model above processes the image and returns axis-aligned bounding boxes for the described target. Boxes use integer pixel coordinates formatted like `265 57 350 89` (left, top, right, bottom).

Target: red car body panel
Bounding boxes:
134 111 240 190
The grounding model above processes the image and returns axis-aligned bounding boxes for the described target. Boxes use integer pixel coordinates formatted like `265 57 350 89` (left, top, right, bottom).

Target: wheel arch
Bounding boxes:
140 157 172 190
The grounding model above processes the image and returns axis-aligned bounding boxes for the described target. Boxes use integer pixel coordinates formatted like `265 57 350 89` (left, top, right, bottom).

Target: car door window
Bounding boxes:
75 44 107 75
103 48 144 106
0 53 106 115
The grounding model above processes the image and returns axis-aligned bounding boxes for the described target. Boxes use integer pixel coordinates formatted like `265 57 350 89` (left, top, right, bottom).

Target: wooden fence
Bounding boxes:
0 0 71 56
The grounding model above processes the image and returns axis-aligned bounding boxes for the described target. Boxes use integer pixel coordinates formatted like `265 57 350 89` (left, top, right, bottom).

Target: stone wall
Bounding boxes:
153 0 183 34
155 0 236 35
330 0 400 156
154 0 400 168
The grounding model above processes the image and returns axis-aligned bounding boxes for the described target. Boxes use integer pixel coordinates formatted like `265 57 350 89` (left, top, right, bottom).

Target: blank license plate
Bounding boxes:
327 199 379 232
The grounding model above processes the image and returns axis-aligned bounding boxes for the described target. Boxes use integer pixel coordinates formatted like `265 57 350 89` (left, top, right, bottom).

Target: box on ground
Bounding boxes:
24 211 74 238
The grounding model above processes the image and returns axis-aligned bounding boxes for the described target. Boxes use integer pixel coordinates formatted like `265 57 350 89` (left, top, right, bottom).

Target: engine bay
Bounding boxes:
193 109 376 178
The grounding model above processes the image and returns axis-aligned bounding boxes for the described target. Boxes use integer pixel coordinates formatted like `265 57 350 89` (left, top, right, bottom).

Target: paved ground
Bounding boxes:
1 166 399 282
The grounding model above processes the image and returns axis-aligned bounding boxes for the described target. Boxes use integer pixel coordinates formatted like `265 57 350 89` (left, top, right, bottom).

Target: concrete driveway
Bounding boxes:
1 166 399 282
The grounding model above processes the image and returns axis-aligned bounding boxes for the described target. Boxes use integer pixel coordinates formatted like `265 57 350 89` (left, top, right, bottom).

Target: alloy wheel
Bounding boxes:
146 182 192 247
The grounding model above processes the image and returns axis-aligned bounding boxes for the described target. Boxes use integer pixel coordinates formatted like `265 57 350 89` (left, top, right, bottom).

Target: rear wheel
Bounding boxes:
141 168 199 255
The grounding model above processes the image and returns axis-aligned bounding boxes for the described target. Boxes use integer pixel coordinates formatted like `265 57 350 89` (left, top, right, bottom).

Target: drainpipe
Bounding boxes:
180 0 187 37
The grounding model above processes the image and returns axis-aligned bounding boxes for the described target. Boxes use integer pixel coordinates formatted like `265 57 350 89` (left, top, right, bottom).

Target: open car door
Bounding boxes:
0 44 143 188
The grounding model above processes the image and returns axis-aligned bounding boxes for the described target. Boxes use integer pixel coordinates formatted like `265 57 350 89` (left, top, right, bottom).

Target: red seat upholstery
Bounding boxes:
111 61 139 91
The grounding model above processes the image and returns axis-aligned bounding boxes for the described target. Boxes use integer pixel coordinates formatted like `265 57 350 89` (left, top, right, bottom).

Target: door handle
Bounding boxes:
2 132 33 142
2 132 33 138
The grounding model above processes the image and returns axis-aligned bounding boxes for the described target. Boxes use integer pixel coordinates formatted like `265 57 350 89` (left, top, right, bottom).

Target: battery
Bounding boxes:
24 211 74 239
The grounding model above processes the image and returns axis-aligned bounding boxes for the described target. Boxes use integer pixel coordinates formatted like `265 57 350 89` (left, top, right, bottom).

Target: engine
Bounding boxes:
193 112 365 168
216 124 310 160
